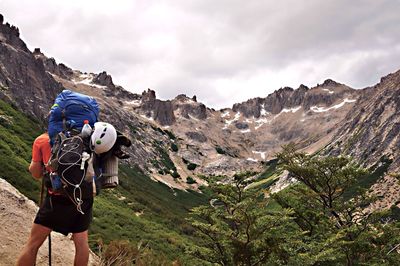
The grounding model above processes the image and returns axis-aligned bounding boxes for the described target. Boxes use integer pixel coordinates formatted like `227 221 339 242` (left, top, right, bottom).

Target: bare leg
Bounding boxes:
17 223 52 266
72 230 89 266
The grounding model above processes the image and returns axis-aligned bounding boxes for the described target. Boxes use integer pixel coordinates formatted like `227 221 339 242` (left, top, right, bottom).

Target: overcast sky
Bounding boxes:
1 0 399 109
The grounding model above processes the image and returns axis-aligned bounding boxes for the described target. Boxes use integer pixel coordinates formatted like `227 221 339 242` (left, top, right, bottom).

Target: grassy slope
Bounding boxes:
91 165 209 263
0 100 43 201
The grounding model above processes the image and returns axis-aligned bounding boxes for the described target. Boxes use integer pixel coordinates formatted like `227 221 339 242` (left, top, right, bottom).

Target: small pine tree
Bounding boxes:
187 172 294 265
275 144 400 265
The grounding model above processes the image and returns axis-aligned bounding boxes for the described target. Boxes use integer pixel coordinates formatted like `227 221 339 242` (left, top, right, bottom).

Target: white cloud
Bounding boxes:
1 0 399 109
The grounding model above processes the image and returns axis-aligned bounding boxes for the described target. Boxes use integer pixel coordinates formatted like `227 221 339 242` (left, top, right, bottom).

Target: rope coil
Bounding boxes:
57 135 88 214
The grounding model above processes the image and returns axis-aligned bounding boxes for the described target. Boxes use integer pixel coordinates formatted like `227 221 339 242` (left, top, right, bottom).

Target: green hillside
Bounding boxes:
0 100 43 201
91 165 209 263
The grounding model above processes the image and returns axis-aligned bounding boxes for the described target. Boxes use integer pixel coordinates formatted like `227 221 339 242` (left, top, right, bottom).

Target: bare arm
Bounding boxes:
29 161 44 180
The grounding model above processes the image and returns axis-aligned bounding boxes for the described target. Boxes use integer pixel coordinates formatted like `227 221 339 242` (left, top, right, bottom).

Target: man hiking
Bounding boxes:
17 131 93 266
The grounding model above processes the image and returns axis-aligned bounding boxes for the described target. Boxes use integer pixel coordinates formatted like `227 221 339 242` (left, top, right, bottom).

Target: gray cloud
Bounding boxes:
1 0 399 109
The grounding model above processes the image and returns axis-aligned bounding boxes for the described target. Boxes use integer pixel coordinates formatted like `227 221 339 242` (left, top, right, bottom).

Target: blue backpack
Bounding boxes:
46 90 99 211
48 89 99 142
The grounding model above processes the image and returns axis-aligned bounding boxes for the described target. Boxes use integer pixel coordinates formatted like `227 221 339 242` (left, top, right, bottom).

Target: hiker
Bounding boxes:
17 90 131 265
17 131 93 266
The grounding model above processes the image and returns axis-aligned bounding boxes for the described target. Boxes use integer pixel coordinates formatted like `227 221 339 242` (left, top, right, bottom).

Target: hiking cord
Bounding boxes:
40 174 52 266
57 136 88 214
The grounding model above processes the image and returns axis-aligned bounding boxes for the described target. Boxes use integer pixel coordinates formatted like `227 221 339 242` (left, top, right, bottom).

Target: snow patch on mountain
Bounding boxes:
260 104 268 116
322 88 334 94
272 106 302 120
255 118 271 130
281 106 302 113
223 112 241 129
73 73 107 89
188 114 199 121
253 151 266 160
141 114 154 121
221 111 230 118
311 98 356 113
125 99 142 106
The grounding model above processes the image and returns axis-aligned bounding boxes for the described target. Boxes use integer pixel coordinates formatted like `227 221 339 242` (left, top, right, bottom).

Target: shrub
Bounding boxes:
171 143 179 152
215 146 226 154
187 163 197 171
98 239 139 265
186 176 196 184
171 171 180 179
164 130 176 140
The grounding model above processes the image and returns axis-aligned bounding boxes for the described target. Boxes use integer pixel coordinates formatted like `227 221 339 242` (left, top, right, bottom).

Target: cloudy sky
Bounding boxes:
1 0 399 109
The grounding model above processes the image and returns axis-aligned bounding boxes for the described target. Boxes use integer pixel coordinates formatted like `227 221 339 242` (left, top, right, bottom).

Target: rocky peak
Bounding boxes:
232 97 264 118
298 84 309 92
33 50 73 79
142 88 157 102
232 81 357 118
0 15 27 52
0 18 63 122
175 94 191 102
279 86 294 92
321 78 340 87
378 69 400 89
33 48 43 55
173 100 207 120
93 71 115 88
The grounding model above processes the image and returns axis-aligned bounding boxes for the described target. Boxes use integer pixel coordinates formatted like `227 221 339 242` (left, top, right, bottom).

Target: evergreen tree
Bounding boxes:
187 172 294 265
275 144 400 265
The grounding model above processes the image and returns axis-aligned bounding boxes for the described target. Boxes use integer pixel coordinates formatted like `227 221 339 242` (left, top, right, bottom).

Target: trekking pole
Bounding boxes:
40 174 52 266
48 234 52 266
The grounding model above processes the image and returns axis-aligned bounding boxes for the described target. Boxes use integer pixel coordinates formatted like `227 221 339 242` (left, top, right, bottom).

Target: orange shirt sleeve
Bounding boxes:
31 133 52 165
31 136 43 163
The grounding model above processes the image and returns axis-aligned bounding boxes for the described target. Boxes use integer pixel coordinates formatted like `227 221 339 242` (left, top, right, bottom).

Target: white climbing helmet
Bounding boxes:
91 122 117 154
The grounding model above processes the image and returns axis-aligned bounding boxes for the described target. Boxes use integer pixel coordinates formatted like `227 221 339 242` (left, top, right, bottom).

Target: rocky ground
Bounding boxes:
0 178 99 266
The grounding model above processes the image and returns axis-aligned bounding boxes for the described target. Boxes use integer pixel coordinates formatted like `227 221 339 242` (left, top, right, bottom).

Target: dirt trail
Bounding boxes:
0 178 99 265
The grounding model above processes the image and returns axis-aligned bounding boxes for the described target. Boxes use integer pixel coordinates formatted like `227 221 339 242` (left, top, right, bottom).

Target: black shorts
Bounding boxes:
34 194 93 236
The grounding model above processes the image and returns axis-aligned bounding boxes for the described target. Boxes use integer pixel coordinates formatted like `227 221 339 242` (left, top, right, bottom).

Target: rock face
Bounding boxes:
185 131 208 143
327 70 400 172
140 89 176 125
137 91 209 125
33 49 74 80
232 81 355 117
173 94 207 120
93 71 115 88
0 19 63 123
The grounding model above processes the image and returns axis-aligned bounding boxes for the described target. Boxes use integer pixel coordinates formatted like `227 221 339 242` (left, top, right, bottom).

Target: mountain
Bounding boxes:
325 70 400 211
2 13 399 191
0 16 62 123
29 48 361 180
328 70 400 171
